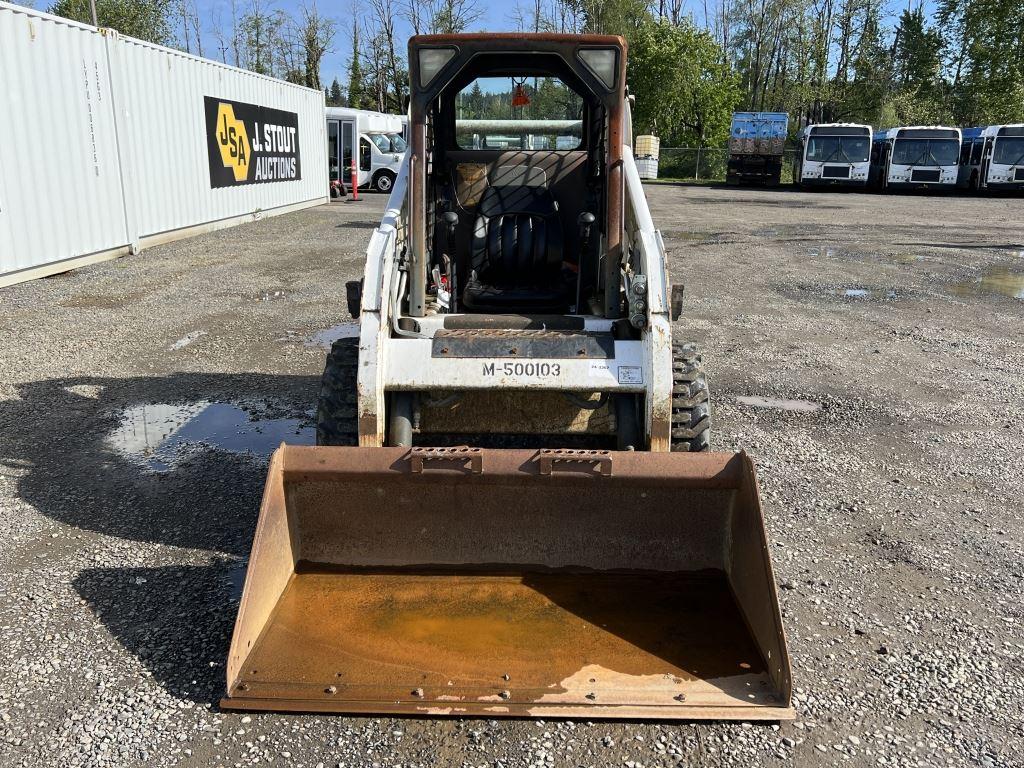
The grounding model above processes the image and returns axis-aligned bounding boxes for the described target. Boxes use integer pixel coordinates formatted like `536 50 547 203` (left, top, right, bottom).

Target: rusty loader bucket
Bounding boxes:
222 446 793 720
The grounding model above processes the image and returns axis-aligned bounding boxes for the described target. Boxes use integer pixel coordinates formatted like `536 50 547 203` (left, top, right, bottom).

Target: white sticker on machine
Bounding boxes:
589 362 644 384
617 366 643 384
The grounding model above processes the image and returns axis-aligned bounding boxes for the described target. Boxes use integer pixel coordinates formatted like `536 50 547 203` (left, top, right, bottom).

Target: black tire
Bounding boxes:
725 172 739 186
671 342 711 452
316 336 359 446
375 171 395 193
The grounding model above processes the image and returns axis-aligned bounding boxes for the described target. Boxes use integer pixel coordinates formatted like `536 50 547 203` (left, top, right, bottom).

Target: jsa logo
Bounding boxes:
216 103 249 182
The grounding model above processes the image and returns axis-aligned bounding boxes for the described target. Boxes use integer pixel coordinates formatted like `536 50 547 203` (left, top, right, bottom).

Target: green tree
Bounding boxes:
329 77 344 106
347 20 370 109
573 0 649 38
893 8 942 89
429 0 483 34
845 0 890 125
629 17 741 147
459 80 486 118
885 7 949 123
48 0 173 43
939 0 1024 124
301 2 336 91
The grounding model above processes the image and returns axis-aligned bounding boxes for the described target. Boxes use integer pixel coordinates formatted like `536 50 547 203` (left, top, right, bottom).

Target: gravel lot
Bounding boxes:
1 185 1022 768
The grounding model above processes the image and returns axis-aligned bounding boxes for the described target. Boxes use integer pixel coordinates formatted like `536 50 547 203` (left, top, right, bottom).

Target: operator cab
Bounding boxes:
407 36 627 320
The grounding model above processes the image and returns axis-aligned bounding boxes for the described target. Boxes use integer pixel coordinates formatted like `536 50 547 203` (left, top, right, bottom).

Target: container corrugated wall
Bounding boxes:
0 2 327 287
0 6 130 278
111 35 327 240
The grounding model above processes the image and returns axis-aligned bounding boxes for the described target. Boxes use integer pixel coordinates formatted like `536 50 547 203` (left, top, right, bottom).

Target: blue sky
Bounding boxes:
192 0 518 88
252 0 941 90
25 0 940 92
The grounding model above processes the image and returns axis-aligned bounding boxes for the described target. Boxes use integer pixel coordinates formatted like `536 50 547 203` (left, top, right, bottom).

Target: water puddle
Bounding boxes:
736 395 821 413
836 288 898 300
256 289 286 302
951 269 1024 300
308 323 359 347
808 247 837 258
170 330 207 350
107 401 313 471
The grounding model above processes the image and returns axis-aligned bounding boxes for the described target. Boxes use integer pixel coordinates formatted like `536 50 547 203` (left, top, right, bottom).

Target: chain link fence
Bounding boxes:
653 147 801 184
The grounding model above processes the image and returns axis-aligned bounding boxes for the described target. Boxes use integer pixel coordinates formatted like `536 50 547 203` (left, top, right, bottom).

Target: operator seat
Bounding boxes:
461 185 570 313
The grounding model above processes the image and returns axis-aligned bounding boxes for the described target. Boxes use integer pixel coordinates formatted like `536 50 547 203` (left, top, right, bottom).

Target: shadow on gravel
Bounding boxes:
335 220 380 229
73 563 240 703
0 372 318 557
0 373 320 703
684 195 847 210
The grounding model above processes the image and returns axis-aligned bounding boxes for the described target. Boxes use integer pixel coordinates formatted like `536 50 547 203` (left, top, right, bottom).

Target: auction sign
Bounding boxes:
204 96 301 187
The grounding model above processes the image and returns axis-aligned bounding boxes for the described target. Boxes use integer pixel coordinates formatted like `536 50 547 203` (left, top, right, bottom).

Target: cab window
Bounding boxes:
454 76 584 150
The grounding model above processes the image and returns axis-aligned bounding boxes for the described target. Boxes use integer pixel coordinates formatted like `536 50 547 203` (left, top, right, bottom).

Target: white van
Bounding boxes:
325 107 406 195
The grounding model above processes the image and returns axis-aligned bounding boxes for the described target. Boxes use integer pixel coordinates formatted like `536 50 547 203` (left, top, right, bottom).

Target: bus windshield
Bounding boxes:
892 138 959 166
368 132 407 154
993 136 1024 166
806 135 869 163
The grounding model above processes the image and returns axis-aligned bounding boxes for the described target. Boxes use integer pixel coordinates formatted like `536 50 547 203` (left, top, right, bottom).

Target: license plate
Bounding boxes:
482 361 562 378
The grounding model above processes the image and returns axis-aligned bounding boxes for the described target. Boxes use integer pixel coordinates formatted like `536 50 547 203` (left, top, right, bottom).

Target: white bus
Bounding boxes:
794 123 872 188
325 107 406 196
959 124 1024 192
870 126 960 191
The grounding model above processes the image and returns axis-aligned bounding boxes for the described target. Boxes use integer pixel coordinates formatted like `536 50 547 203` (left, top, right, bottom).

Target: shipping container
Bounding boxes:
0 2 328 288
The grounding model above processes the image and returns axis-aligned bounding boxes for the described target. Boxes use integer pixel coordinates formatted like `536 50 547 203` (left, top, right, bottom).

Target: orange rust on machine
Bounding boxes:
222 446 793 719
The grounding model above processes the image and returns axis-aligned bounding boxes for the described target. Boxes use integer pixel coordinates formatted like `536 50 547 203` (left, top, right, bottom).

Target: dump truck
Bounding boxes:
726 111 789 186
223 33 793 721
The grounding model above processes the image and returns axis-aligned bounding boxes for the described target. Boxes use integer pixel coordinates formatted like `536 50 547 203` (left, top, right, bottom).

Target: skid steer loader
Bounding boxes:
222 33 793 720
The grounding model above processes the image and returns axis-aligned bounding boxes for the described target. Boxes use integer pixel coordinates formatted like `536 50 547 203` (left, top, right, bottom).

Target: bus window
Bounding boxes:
959 141 972 165
359 138 372 171
806 135 870 163
993 136 1024 166
327 121 340 181
368 132 407 154
891 138 959 167
342 121 354 183
970 140 983 164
